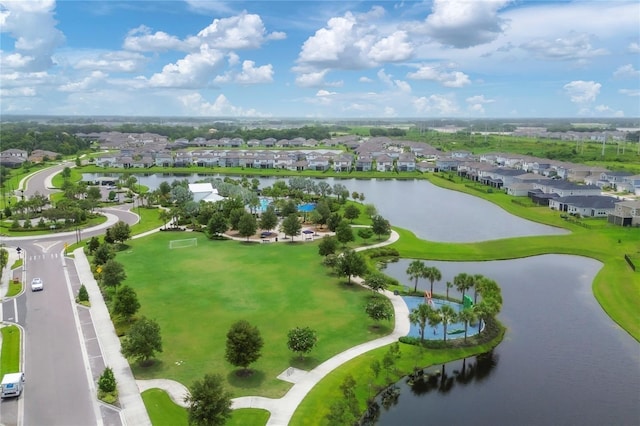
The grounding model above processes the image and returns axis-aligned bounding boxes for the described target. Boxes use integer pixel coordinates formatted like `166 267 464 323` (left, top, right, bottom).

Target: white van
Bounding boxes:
1 372 25 398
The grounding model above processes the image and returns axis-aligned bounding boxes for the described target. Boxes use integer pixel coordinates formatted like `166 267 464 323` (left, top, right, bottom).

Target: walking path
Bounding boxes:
136 229 407 426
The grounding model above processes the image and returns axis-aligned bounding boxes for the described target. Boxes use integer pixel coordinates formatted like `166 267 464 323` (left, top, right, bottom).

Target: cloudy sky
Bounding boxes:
1 0 638 118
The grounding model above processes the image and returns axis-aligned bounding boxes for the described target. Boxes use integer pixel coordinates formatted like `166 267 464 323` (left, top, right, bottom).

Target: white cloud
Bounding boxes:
407 64 470 88
59 71 107 92
198 12 278 50
466 94 495 114
123 25 195 52
420 0 511 48
235 60 273 84
0 86 37 97
368 31 413 62
613 64 640 79
294 70 346 88
316 90 337 97
619 89 640 97
377 69 411 93
359 76 373 83
520 33 608 61
178 92 269 117
0 0 65 71
147 46 225 88
73 51 148 73
595 105 624 117
413 94 460 115
296 10 411 73
0 51 34 69
563 80 601 104
628 42 640 53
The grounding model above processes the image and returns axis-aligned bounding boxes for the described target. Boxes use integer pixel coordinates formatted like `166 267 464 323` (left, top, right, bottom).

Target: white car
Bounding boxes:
30 278 43 292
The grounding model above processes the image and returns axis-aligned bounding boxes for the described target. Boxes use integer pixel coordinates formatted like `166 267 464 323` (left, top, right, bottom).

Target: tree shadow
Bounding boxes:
226 369 266 389
289 356 321 370
130 359 165 379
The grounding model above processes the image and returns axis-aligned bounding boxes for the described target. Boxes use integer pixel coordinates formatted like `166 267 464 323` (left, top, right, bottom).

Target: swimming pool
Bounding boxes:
298 203 316 213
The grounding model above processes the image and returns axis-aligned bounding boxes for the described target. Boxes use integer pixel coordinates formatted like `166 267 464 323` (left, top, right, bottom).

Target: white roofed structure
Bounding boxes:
188 183 224 203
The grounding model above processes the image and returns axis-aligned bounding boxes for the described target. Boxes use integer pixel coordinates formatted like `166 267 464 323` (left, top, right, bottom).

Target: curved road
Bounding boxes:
2 166 138 426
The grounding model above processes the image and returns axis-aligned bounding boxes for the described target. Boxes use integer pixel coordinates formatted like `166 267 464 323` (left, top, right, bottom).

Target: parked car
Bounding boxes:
30 277 43 292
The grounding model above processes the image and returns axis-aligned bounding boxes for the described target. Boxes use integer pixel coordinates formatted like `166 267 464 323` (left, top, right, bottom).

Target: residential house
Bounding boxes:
608 200 640 226
154 152 174 167
333 154 353 172
355 156 373 172
397 152 416 172
188 183 224 203
308 156 331 172
375 154 394 172
533 181 601 197
619 175 640 195
549 195 617 217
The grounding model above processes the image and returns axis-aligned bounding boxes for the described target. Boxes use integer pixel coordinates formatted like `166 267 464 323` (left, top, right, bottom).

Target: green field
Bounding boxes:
117 232 392 398
0 326 21 376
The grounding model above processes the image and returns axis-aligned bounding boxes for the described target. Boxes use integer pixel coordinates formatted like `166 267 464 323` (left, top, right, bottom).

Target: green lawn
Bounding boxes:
142 388 270 426
118 232 392 398
0 326 21 376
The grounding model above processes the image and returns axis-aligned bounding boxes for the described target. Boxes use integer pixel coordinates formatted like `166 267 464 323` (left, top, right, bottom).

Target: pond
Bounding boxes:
374 257 640 425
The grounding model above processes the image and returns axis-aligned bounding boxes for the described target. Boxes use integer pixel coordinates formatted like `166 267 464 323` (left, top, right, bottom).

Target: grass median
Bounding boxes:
117 232 391 398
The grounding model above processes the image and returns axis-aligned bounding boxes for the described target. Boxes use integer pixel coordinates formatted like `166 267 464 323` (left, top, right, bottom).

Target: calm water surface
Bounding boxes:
377 257 640 426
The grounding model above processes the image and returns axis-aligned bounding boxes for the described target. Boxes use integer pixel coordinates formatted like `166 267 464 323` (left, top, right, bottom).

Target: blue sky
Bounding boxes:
1 0 639 118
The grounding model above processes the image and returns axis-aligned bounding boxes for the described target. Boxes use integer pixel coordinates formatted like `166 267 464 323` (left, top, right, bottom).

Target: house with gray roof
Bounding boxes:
608 200 640 226
533 180 601 197
376 154 394 172
333 154 353 172
355 156 373 172
549 195 617 217
397 152 416 172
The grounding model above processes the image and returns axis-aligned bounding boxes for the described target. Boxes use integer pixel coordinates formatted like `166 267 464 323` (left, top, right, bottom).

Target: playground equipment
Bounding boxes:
424 291 433 305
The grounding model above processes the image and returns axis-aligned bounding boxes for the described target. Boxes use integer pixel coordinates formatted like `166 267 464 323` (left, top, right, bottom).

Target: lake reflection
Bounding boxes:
376 257 640 426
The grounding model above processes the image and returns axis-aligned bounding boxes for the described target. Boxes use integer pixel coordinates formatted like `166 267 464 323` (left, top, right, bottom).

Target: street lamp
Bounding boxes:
16 246 21 260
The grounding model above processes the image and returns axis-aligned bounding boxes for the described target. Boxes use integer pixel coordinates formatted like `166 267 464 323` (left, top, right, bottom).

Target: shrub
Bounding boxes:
77 284 89 303
98 367 116 393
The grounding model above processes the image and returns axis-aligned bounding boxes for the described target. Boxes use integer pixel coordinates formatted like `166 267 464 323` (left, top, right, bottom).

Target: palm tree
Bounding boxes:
423 266 442 296
458 308 477 343
475 297 501 333
159 209 171 230
454 273 473 300
406 260 425 293
439 305 457 342
409 303 435 343
446 281 453 300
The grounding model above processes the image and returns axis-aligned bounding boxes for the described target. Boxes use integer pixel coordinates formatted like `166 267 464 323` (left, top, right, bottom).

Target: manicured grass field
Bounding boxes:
118 232 392 398
142 388 270 426
0 326 21 376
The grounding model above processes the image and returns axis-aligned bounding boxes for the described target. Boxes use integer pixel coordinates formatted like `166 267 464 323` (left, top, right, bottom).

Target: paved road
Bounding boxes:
1 167 139 426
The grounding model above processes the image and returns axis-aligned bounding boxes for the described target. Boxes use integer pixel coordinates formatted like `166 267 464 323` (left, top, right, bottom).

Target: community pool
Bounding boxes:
403 296 481 340
297 203 316 213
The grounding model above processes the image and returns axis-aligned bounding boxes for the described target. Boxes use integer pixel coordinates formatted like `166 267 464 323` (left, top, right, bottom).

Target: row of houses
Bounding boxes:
0 149 61 168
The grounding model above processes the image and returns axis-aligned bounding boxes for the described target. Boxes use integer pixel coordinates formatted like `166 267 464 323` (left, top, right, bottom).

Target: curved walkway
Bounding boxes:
137 230 407 426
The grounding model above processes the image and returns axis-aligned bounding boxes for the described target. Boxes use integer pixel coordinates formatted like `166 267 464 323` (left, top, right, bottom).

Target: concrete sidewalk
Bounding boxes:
73 248 151 426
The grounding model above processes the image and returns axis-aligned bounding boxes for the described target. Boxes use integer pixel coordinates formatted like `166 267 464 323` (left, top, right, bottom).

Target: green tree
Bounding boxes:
343 204 360 223
101 259 126 287
439 304 457 342
206 213 228 238
97 367 116 393
77 284 89 303
364 203 377 219
357 227 373 243
326 212 342 232
287 327 318 360
237 212 258 241
87 236 100 254
225 320 264 374
93 243 114 266
110 221 131 245
61 166 71 180
259 206 278 231
184 374 232 426
365 296 393 325
280 199 298 217
458 308 477 342
335 249 367 284
280 213 301 241
318 235 338 256
423 266 442 295
228 207 245 230
409 303 437 343
371 215 390 239
364 271 388 293
335 220 354 246
112 285 141 321
406 260 425 293
121 317 163 364
454 273 473 300
315 200 331 228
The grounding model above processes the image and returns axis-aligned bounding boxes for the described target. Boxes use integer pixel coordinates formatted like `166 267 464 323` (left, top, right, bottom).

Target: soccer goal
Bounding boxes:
169 238 198 249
